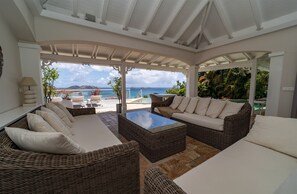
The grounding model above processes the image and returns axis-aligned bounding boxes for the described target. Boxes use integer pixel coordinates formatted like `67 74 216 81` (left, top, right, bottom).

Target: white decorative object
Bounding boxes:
20 77 37 106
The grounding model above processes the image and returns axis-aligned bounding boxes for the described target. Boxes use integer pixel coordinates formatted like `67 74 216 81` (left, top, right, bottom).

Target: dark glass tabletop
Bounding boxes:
122 110 184 133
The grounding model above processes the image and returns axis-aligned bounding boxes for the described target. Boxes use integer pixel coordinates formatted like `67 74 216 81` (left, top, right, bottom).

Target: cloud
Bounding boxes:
52 62 185 88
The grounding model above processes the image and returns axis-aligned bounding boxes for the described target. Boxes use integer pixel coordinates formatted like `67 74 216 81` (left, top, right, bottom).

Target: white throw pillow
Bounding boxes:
46 102 72 127
36 110 72 136
206 99 227 118
5 127 85 154
177 97 191 112
194 97 211 116
245 115 297 158
219 101 245 119
27 113 56 132
169 96 183 109
185 97 199 114
54 102 76 122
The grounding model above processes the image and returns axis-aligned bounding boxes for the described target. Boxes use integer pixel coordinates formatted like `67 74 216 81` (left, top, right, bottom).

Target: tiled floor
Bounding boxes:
97 110 220 189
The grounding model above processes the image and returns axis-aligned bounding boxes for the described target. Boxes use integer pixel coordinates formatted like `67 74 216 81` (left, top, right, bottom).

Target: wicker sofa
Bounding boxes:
152 97 252 150
0 107 140 194
144 115 297 194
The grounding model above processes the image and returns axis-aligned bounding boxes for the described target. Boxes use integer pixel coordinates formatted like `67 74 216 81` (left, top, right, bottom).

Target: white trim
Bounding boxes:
72 0 79 18
18 42 41 50
269 51 285 58
198 60 253 72
196 1 213 48
173 0 208 42
40 53 187 73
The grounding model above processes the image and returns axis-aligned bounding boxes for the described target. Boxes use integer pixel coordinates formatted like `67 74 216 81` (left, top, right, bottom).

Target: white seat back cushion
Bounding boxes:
185 97 199 114
27 113 56 132
174 140 297 194
169 96 183 109
5 127 85 154
177 97 191 112
46 102 72 127
54 102 76 122
219 101 244 119
245 115 297 158
195 97 211 116
206 99 227 118
172 113 224 131
36 110 72 136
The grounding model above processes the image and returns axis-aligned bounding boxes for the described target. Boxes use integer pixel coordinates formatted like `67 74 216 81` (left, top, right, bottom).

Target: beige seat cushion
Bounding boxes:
206 99 227 118
174 140 297 194
5 127 85 154
177 97 191 112
156 107 181 118
46 102 72 127
54 102 76 122
185 97 199 114
71 114 122 152
36 110 72 136
245 115 297 158
195 97 211 116
172 112 224 131
27 113 56 132
219 101 244 119
169 96 183 109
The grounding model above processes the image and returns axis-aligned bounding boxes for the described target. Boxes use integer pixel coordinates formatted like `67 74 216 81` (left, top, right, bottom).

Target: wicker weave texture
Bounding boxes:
0 108 140 194
118 114 187 163
153 103 252 150
144 168 186 194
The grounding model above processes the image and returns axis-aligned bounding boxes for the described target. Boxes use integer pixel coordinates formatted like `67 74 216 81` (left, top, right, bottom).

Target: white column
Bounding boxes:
266 52 285 116
18 42 44 105
121 65 127 113
186 65 198 97
249 59 257 113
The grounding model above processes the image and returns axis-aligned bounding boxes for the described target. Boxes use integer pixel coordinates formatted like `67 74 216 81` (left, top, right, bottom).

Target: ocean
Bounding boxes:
56 87 170 100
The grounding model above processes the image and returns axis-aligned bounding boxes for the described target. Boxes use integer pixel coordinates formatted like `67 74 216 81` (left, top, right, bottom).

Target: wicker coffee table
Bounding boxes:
118 111 187 162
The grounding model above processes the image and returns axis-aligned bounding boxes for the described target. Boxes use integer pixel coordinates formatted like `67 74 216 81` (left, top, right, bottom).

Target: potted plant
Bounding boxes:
108 77 122 113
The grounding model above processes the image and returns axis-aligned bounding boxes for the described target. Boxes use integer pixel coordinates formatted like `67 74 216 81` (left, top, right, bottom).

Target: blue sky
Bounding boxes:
52 62 186 88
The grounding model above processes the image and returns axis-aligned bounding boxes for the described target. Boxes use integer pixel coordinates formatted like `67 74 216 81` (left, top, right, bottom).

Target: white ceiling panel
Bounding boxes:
259 0 297 21
204 4 227 39
106 0 131 24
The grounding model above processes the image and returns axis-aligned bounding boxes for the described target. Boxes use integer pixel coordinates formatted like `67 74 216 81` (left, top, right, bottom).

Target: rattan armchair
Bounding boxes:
0 108 140 194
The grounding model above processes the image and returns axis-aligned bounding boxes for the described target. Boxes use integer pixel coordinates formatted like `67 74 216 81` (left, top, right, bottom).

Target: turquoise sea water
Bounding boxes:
57 87 170 100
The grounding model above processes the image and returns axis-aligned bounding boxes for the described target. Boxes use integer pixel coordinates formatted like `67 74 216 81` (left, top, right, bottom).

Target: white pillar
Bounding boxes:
186 66 198 97
249 59 257 113
121 65 127 113
266 52 285 116
18 42 44 105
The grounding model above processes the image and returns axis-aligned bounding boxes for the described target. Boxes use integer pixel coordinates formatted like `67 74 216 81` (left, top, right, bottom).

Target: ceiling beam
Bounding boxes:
72 44 75 56
223 55 233 63
158 0 186 39
187 26 201 46
122 51 132 61
49 44 54 55
72 0 79 18
100 0 110 25
135 54 146 63
213 0 233 39
249 0 262 31
122 0 138 30
40 53 186 73
173 0 208 42
54 45 59 55
109 48 116 60
195 1 212 48
142 0 163 35
243 52 253 60
91 45 97 58
148 56 160 64
76 44 79 57
94 45 100 59
203 31 212 45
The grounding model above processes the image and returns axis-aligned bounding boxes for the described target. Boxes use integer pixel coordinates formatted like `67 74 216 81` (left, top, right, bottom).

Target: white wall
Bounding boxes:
195 26 297 117
0 15 22 113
